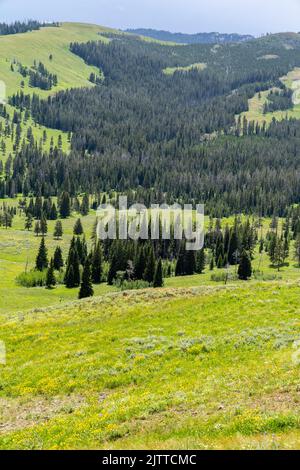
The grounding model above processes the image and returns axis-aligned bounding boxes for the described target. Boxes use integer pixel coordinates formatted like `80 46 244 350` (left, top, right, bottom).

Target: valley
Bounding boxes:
1 19 300 451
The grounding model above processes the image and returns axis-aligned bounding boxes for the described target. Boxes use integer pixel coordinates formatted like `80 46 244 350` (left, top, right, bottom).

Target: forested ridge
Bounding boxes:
4 31 300 215
0 20 59 36
125 28 254 44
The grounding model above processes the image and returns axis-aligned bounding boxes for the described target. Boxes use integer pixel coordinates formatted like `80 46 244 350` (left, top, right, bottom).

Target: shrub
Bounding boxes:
16 269 65 288
211 271 238 282
16 270 47 287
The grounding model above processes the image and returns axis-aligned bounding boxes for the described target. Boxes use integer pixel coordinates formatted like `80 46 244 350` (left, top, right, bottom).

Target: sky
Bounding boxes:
1 0 300 36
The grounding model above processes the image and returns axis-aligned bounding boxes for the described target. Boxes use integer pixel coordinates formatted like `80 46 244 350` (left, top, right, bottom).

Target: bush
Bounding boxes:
16 270 47 287
16 269 65 288
253 270 282 281
116 280 150 291
211 271 238 282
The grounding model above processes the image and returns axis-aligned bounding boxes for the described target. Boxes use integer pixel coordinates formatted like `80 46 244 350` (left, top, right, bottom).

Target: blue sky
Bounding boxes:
1 0 300 35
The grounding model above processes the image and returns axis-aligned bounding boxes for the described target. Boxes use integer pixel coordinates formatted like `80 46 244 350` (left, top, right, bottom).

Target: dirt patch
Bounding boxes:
0 394 86 433
248 389 300 412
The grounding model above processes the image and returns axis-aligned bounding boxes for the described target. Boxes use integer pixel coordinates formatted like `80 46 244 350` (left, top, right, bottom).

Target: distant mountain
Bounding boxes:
125 28 254 44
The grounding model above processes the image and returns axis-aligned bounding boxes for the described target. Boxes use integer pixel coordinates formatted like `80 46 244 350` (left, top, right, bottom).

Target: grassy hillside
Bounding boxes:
239 68 300 124
1 281 300 449
0 22 115 162
0 22 112 97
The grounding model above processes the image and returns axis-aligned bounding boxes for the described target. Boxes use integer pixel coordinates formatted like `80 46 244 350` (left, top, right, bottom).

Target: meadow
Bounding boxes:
1 280 300 449
240 68 300 124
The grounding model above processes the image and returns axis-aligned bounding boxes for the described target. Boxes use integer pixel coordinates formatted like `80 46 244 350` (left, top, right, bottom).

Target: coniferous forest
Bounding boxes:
4 32 300 215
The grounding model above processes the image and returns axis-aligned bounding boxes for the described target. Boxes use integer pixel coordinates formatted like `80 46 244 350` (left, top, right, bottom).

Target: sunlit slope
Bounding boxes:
0 23 116 160
1 282 300 449
0 22 114 97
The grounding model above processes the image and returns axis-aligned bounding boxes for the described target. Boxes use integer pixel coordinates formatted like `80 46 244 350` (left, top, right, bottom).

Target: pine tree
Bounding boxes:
91 242 103 284
40 214 48 236
295 234 300 267
24 213 33 231
143 245 156 284
35 237 48 271
238 250 252 280
272 237 285 271
64 238 80 288
195 248 205 274
183 249 196 275
217 254 223 269
153 258 164 288
59 191 71 218
80 194 89 216
53 220 63 240
107 252 118 285
46 258 56 288
210 256 215 271
73 218 83 235
34 220 40 237
79 259 94 299
53 246 64 271
175 242 185 276
49 203 58 220
134 246 146 280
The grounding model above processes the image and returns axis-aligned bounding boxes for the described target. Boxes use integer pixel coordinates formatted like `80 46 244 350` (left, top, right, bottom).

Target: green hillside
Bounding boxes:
0 22 114 162
1 281 300 449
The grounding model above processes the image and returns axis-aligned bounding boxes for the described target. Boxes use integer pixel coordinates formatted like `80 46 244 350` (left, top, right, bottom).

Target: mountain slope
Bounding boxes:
0 22 117 161
125 28 254 44
1 281 300 449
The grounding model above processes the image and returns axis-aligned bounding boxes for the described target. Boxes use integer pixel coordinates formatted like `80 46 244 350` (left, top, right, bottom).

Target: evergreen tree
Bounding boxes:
238 250 252 280
24 213 33 231
153 258 164 288
46 258 56 288
49 203 58 220
40 214 48 236
80 194 89 216
217 254 223 269
295 234 300 267
143 245 156 284
35 237 48 271
134 246 146 280
59 191 71 218
34 220 40 237
53 246 64 271
73 218 83 235
53 220 63 239
91 242 103 284
183 249 196 275
64 238 80 288
195 248 206 274
272 237 285 271
175 242 185 276
107 252 118 285
79 259 94 299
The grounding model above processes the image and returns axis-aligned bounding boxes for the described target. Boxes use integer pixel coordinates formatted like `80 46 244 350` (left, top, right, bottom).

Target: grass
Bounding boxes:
0 207 117 315
239 67 300 125
1 202 300 448
1 281 300 448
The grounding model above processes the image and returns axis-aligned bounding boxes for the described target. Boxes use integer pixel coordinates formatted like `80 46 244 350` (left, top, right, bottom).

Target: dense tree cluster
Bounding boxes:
0 20 59 36
263 87 293 113
4 34 300 216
